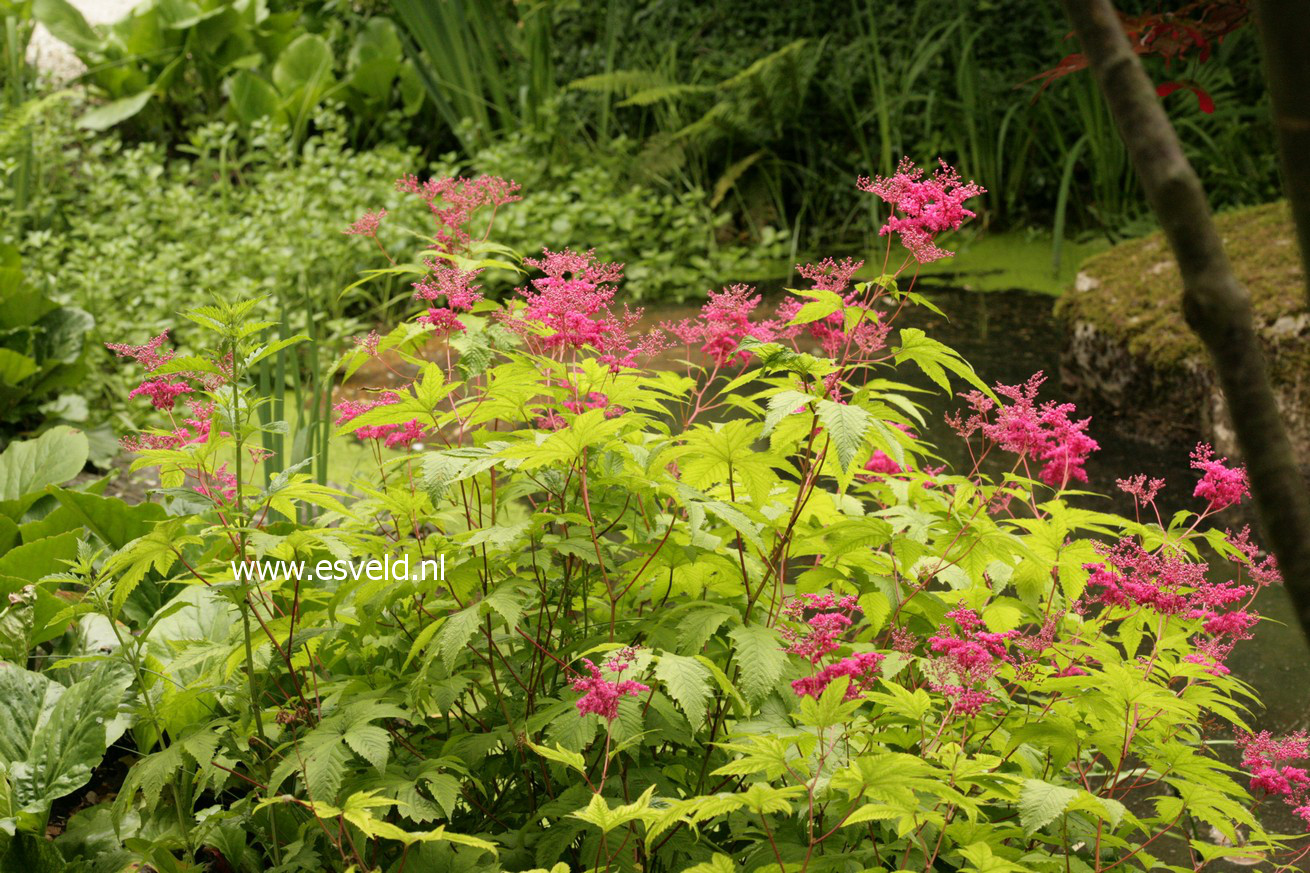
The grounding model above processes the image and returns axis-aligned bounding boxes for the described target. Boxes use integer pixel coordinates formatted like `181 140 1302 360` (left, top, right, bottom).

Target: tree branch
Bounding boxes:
1062 0 1310 638
1253 0 1310 303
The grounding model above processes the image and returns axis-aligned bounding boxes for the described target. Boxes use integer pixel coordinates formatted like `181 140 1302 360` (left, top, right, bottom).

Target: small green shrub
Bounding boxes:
1 161 1299 872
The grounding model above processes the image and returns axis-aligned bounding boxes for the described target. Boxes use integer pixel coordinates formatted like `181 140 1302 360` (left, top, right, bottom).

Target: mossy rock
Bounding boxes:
1056 201 1310 455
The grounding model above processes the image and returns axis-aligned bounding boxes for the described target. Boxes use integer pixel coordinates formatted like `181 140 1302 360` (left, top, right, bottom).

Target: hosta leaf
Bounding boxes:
77 90 153 131
0 531 78 582
49 489 168 550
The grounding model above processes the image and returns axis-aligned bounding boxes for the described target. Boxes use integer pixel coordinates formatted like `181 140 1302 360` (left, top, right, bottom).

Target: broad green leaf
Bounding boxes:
0 350 38 386
0 662 131 823
347 18 403 100
0 427 88 500
78 91 153 131
50 489 168 550
654 652 712 728
273 32 334 96
31 0 99 51
228 70 281 124
527 742 586 774
728 624 786 705
1018 778 1079 835
816 398 874 471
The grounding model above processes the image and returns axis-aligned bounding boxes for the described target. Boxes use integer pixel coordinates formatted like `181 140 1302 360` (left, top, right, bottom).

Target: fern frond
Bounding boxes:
567 69 673 96
0 90 74 153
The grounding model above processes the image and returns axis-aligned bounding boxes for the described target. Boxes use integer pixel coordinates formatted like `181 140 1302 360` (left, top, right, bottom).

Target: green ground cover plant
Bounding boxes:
0 158 1303 872
2 109 784 443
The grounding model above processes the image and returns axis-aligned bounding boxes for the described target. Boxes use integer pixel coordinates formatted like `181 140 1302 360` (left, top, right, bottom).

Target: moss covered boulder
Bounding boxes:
1057 201 1310 456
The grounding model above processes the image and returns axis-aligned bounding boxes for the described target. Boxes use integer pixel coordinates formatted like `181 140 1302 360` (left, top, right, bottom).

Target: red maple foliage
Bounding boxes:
1025 0 1250 114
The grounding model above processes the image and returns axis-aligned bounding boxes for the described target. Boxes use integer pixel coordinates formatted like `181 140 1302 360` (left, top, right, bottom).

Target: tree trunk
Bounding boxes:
1253 0 1310 303
1061 0 1310 639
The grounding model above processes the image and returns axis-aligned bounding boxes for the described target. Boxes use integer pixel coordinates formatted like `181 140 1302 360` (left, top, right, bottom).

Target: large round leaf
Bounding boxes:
0 426 89 502
228 70 282 124
347 18 402 102
273 32 334 97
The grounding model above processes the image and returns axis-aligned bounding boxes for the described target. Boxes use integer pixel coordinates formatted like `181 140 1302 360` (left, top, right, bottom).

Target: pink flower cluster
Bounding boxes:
1117 474 1165 506
929 608 1018 670
194 463 238 502
1084 538 1207 616
396 173 521 252
128 376 192 410
107 330 175 372
1226 526 1282 589
949 372 1099 487
414 262 484 335
1083 531 1271 676
571 648 650 722
343 209 386 238
792 651 885 701
507 248 665 368
109 330 221 455
110 332 195 415
1237 731 1310 828
563 392 622 417
926 607 1018 716
779 593 885 701
863 450 903 476
774 258 891 359
333 393 427 450
418 307 466 334
858 159 985 263
860 424 918 478
118 399 215 453
414 263 483 309
535 392 625 431
780 592 861 664
109 331 244 505
665 284 782 366
1191 443 1249 512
